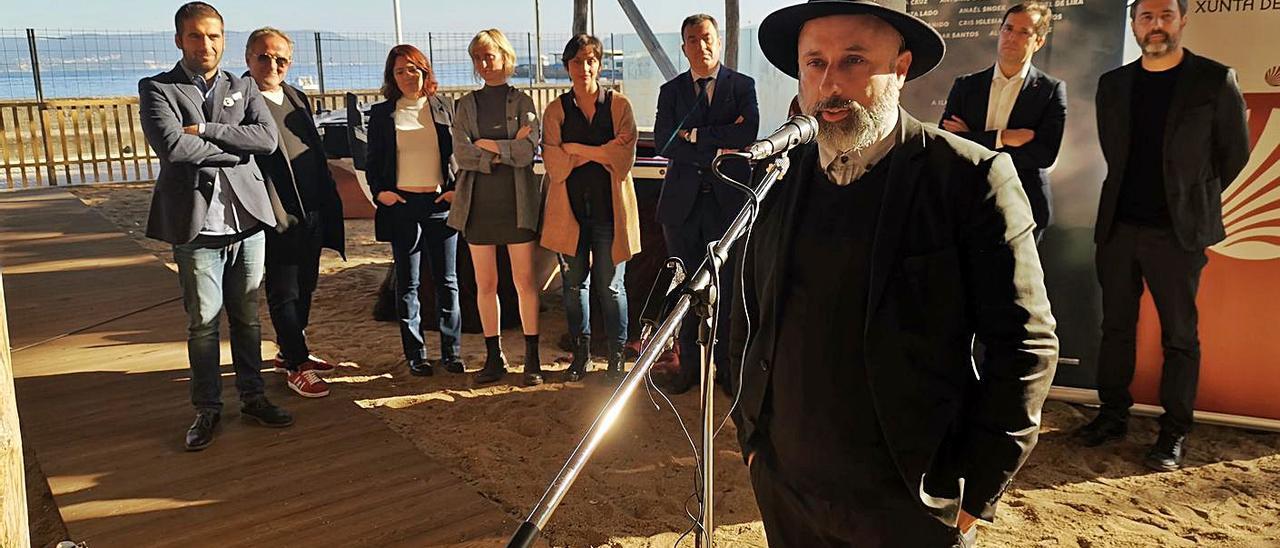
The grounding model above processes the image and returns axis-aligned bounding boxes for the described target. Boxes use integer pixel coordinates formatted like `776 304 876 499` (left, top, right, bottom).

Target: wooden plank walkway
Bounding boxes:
1 189 517 547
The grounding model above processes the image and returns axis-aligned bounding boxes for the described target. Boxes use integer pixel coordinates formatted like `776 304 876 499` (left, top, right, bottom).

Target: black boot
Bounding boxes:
184 409 220 451
475 336 507 384
605 342 625 381
523 334 544 386
567 335 590 382
241 395 294 428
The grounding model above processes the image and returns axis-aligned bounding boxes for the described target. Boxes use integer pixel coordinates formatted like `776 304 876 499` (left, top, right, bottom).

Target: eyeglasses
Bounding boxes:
394 65 424 77
1000 25 1037 39
255 54 291 68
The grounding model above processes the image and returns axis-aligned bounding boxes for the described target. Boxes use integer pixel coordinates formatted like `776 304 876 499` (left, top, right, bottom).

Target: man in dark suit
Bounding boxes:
139 2 293 452
1073 0 1249 472
734 1 1058 545
244 27 346 400
941 1 1066 241
653 13 760 394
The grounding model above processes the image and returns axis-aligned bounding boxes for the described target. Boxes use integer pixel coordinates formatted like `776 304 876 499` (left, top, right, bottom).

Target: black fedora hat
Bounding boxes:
759 0 945 81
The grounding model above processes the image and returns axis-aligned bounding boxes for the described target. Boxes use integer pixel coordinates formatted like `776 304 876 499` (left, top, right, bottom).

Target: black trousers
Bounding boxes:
661 187 734 384
265 212 325 369
1096 222 1207 434
749 449 963 547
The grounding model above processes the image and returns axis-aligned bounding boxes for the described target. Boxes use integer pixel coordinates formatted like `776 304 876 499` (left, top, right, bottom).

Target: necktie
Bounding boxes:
695 77 713 105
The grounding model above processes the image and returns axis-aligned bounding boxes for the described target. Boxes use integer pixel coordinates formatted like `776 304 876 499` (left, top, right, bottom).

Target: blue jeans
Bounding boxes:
389 195 461 363
558 223 628 348
173 230 267 411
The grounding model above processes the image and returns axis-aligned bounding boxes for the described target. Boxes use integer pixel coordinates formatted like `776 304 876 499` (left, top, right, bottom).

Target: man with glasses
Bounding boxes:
138 2 292 451
941 1 1066 242
244 27 347 399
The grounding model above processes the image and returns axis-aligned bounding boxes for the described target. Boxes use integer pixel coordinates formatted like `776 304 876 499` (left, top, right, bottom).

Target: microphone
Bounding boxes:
743 115 819 161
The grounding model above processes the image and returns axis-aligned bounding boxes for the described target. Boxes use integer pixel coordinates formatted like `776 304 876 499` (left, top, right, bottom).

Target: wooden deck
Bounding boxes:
1 189 517 547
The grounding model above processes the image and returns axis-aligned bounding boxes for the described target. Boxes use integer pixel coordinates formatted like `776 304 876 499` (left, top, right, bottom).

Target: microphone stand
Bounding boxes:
507 151 793 548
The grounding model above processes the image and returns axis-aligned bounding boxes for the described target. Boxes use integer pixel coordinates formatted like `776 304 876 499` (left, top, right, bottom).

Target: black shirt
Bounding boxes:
559 89 614 226
1118 60 1184 227
763 154 900 503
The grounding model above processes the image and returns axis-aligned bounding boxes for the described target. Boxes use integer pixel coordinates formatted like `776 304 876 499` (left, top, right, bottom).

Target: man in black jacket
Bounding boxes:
941 1 1066 242
1073 0 1249 472
245 27 347 399
653 13 760 394
732 1 1058 545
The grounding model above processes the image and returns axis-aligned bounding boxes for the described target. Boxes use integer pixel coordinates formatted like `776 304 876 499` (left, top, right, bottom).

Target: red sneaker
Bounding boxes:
299 355 336 372
287 369 330 398
273 353 336 373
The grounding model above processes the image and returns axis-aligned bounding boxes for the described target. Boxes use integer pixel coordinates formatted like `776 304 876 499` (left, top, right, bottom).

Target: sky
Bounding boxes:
5 1 785 34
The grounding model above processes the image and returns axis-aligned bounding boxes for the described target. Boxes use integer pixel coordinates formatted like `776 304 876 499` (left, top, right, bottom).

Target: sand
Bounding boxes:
70 183 1280 547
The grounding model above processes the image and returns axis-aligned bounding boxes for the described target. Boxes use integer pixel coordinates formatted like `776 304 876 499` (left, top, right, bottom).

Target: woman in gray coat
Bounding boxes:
448 28 545 386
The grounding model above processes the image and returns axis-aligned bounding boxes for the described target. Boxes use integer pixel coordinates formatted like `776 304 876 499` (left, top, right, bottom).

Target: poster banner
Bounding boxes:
1129 1 1280 420
901 1 1126 388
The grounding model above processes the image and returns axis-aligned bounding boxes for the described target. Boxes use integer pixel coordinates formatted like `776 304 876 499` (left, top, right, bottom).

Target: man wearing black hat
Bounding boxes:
728 1 1058 545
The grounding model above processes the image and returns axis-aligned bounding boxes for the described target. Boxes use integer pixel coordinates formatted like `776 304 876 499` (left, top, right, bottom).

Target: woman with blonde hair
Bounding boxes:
365 44 464 377
449 29 545 386
541 34 640 381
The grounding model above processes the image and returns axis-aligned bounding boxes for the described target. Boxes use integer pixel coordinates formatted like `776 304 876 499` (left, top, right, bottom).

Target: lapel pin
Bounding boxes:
223 97 235 107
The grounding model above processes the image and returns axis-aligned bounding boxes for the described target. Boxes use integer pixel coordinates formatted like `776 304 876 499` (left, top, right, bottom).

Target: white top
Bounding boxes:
261 88 286 105
985 61 1032 149
394 96 443 192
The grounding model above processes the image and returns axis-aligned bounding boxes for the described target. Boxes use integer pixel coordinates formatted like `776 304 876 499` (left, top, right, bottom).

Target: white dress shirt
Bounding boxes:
985 61 1031 149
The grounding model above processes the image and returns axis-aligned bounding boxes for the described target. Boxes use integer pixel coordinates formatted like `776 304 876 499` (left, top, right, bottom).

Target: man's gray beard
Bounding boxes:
809 83 899 153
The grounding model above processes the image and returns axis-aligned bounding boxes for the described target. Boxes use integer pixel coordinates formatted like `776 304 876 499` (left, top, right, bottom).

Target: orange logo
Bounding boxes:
1212 92 1280 260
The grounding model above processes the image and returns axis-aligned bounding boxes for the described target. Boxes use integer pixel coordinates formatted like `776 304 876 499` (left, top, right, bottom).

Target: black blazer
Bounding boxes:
249 79 346 258
729 111 1058 524
1094 50 1250 250
941 65 1066 231
139 64 278 244
654 65 760 225
364 95 457 242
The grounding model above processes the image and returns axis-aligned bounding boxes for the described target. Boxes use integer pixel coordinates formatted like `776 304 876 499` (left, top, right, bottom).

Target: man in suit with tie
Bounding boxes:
941 1 1066 241
1073 0 1249 472
653 13 760 394
138 2 294 452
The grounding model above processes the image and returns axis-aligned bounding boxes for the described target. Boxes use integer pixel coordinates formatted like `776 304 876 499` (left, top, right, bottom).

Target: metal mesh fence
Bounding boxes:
0 28 612 100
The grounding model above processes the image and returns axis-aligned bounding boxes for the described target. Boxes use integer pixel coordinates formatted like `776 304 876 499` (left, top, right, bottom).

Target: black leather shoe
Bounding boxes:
659 375 697 395
475 354 507 384
1144 431 1187 471
408 359 434 377
440 357 466 374
523 372 544 386
241 396 294 428
565 367 585 382
605 347 626 381
1073 414 1128 447
184 410 220 451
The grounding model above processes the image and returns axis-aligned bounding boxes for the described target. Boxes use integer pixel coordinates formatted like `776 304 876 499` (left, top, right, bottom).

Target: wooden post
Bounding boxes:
573 0 589 36
0 272 32 548
724 0 740 70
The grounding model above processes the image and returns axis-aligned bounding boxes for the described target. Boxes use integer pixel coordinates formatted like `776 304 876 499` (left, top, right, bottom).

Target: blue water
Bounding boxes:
0 62 584 100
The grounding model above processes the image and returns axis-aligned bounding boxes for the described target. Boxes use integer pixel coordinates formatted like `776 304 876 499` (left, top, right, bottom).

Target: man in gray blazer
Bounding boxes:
138 2 293 451
1075 0 1249 472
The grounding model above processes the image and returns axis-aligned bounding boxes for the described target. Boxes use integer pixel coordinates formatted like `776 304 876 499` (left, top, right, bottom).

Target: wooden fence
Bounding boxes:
1 82 596 190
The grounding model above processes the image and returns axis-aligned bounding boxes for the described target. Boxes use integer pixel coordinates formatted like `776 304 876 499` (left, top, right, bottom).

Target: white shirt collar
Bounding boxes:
690 64 719 82
817 109 901 186
993 61 1032 84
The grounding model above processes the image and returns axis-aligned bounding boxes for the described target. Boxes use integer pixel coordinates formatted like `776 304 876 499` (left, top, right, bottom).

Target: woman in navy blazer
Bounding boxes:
365 44 464 377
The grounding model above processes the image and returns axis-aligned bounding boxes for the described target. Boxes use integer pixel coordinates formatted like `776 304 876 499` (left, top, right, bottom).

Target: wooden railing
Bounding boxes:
0 82 610 190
